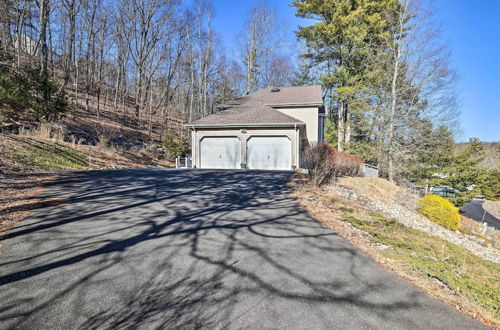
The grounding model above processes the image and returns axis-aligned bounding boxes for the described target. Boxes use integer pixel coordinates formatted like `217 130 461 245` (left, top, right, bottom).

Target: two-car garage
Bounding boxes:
185 85 323 172
199 136 292 170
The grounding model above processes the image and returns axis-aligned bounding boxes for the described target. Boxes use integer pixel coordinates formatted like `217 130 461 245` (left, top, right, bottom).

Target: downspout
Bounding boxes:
192 127 196 168
294 124 299 169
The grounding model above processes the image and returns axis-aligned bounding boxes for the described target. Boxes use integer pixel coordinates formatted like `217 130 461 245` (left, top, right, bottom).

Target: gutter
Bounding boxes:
184 122 306 129
265 102 323 108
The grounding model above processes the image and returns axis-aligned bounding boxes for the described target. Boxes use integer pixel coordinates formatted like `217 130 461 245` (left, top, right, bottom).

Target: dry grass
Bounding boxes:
336 176 419 209
460 216 482 235
289 176 500 329
337 177 404 200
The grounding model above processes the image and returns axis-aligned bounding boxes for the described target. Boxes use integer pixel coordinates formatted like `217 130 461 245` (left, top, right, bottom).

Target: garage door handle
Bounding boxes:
268 155 270 159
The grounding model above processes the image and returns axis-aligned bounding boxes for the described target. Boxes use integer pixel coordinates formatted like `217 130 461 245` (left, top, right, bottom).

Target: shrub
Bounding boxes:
25 68 70 121
417 195 461 230
303 142 364 185
162 130 190 160
0 65 70 121
0 66 31 113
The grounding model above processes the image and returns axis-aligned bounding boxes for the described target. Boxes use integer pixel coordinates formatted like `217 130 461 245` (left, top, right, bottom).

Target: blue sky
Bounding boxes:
211 0 500 142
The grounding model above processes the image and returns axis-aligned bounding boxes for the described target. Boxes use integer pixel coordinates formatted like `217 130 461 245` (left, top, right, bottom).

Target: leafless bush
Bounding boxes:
87 124 120 148
18 123 64 141
303 142 364 186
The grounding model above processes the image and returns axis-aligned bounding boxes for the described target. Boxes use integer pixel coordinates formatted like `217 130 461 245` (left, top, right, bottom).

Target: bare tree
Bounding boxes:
120 0 175 121
382 0 460 181
237 3 281 94
260 55 294 88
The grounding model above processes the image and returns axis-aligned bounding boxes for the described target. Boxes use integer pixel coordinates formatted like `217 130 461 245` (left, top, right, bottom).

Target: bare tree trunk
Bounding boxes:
387 0 409 182
337 100 345 151
84 2 98 112
345 103 351 145
188 38 195 122
62 0 78 86
39 0 50 75
114 65 121 110
16 0 29 70
0 0 12 51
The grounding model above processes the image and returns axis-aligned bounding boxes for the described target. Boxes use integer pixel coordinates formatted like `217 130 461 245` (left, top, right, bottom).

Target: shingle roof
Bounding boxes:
186 85 322 127
188 98 304 126
250 85 323 105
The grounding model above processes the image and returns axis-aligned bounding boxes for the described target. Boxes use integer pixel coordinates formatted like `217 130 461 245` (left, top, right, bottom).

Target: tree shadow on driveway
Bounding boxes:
0 169 485 329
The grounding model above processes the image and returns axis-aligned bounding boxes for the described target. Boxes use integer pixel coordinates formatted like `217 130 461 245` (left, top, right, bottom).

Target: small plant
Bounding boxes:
417 195 461 231
162 130 190 160
340 207 354 214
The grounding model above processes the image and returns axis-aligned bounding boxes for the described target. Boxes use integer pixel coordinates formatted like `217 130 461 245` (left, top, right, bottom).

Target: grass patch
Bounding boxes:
340 207 354 214
15 141 88 169
342 213 500 320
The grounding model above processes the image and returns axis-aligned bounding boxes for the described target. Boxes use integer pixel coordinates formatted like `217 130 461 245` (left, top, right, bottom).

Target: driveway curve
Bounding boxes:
0 169 485 329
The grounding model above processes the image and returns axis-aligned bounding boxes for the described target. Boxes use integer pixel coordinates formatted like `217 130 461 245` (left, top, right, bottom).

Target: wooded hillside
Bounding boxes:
457 142 500 170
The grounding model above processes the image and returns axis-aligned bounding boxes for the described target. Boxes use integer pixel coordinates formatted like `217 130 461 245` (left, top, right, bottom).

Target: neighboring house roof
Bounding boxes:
186 85 322 127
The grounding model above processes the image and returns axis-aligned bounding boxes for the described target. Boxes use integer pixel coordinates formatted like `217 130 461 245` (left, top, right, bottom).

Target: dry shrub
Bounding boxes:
88 124 120 147
18 123 64 141
417 195 461 231
460 216 481 235
303 142 363 185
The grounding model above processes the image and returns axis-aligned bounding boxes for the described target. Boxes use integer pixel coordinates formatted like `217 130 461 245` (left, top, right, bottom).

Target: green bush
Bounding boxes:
162 130 190 160
0 66 31 113
0 65 70 121
417 195 461 230
24 68 70 121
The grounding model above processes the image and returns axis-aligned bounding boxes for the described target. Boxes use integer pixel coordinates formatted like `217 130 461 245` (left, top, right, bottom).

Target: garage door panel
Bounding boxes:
247 136 291 170
200 137 240 169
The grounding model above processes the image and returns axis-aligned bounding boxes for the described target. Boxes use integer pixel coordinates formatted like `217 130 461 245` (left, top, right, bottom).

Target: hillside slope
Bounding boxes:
456 142 500 170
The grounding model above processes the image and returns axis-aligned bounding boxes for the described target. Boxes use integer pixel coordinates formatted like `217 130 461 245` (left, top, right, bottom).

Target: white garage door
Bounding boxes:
200 137 240 169
247 136 291 170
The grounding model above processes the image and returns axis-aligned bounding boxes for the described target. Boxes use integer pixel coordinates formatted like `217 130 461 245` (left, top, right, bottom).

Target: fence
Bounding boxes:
362 164 379 178
175 156 192 169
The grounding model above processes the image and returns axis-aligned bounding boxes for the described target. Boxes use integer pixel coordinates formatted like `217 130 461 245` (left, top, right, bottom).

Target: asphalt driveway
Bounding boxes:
461 198 499 230
0 169 485 329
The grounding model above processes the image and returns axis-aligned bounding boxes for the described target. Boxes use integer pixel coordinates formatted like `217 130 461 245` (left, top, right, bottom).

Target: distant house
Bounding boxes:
14 33 39 56
185 86 325 170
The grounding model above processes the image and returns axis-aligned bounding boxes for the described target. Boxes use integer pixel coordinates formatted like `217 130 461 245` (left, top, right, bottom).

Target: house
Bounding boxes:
14 33 39 56
184 85 325 170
